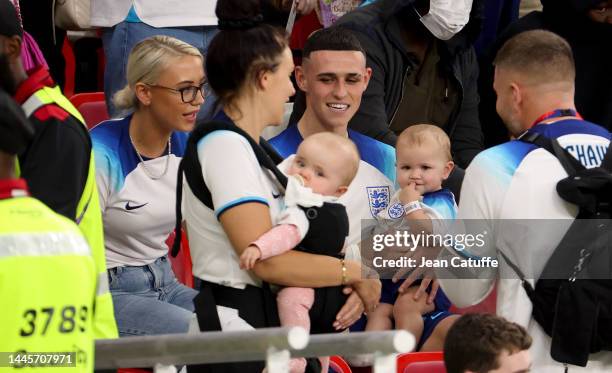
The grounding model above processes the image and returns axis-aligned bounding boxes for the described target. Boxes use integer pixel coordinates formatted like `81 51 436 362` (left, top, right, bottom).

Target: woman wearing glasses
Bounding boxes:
90 35 204 336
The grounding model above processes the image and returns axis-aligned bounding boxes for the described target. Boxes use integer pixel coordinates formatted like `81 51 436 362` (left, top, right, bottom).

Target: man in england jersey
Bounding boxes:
269 27 396 249
438 30 612 372
269 27 395 331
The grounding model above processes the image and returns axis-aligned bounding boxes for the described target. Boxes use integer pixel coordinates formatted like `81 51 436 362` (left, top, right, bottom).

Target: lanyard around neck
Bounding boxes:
531 109 582 128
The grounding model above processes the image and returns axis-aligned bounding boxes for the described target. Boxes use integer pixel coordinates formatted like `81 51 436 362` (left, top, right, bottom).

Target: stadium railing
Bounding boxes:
94 328 414 373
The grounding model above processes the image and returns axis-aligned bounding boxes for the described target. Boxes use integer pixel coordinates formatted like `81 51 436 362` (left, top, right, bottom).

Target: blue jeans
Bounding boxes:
101 22 218 118
108 255 198 336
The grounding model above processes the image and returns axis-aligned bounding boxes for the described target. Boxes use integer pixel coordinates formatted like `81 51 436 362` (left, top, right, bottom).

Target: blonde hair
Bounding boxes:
303 132 360 185
398 124 452 162
494 30 575 86
113 35 203 111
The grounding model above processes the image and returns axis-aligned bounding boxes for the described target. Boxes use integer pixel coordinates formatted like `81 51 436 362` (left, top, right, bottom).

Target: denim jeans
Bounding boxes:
101 22 218 119
108 255 198 336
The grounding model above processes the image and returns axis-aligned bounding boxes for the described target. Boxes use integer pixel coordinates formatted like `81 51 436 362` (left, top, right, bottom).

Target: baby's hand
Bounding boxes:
399 182 422 204
240 245 262 270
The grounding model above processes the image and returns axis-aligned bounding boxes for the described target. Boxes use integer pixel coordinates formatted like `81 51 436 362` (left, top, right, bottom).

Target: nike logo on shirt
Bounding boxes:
125 201 148 211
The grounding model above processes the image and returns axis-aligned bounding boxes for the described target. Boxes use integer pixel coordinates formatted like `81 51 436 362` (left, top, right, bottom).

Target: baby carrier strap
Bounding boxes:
172 120 287 257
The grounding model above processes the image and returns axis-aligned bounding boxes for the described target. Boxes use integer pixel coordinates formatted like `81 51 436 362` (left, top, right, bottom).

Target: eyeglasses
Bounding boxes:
147 82 207 103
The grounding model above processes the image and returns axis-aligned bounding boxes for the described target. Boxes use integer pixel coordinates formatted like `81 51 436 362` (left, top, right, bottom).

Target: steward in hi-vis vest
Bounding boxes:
13 68 118 340
0 86 96 372
1 184 97 373
2 0 116 338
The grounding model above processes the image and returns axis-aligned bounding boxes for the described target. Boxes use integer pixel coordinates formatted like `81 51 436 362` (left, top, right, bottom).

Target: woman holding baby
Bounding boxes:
177 0 381 372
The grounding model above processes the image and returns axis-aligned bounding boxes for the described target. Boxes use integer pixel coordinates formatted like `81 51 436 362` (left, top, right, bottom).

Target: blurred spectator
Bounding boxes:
8 0 48 72
91 36 203 337
90 0 218 118
0 0 118 339
444 313 532 373
479 0 612 147
18 0 65 87
315 0 362 27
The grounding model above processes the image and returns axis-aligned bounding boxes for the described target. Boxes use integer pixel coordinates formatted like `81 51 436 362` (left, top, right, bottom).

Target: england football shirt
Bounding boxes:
91 116 187 268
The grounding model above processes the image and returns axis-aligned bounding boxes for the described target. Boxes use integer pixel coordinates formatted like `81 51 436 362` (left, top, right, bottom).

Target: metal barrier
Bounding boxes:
95 327 308 372
295 331 414 372
94 328 414 373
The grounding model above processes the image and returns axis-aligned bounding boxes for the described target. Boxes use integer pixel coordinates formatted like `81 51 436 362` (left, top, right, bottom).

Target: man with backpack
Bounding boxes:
437 30 612 371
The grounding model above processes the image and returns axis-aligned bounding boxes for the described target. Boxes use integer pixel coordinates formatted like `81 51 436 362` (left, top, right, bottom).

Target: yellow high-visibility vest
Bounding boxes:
0 195 96 373
19 86 118 339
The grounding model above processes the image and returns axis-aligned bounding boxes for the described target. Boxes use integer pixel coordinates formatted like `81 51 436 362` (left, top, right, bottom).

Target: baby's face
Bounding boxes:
396 142 453 194
287 140 347 197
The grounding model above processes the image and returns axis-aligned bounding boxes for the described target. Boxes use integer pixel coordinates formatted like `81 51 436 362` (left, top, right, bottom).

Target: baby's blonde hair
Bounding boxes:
113 35 203 112
397 124 452 162
302 132 360 186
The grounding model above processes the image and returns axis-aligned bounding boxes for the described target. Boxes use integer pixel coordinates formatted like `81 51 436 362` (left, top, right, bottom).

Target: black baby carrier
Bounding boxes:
500 132 612 368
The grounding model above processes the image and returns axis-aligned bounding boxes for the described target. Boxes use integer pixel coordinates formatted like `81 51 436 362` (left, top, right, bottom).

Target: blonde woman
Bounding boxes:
91 35 205 336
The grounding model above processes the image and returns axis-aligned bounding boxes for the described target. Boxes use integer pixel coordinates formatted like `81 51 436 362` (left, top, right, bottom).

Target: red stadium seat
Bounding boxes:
402 361 446 373
165 230 194 289
330 356 352 373
69 92 109 130
397 352 445 373
62 38 76 98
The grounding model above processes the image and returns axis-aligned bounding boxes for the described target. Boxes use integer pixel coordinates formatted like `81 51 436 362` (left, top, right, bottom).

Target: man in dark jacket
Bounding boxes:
479 0 612 147
290 0 485 170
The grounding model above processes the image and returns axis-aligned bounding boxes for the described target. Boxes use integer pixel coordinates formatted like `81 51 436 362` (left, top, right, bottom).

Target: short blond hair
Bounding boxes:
303 132 360 185
494 30 575 86
398 124 452 162
113 35 203 111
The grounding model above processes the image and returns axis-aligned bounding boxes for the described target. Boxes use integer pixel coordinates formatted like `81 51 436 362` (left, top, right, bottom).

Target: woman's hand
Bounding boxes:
334 287 365 330
351 278 381 313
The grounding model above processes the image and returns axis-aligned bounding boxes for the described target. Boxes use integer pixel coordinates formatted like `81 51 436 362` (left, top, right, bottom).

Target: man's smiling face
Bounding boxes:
297 50 371 132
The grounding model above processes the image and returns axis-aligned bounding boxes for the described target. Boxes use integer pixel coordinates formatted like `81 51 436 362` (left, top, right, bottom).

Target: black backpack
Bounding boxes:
499 132 612 367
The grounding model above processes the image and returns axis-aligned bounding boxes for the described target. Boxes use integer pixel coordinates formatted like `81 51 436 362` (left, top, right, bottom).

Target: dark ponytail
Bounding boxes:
206 0 288 114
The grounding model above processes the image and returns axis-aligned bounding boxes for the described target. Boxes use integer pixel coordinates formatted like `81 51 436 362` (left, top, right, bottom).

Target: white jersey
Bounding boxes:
183 130 284 289
91 116 188 269
439 119 612 372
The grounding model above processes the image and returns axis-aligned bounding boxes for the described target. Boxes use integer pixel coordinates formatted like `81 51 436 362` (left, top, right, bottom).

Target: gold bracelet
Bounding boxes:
340 259 348 285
